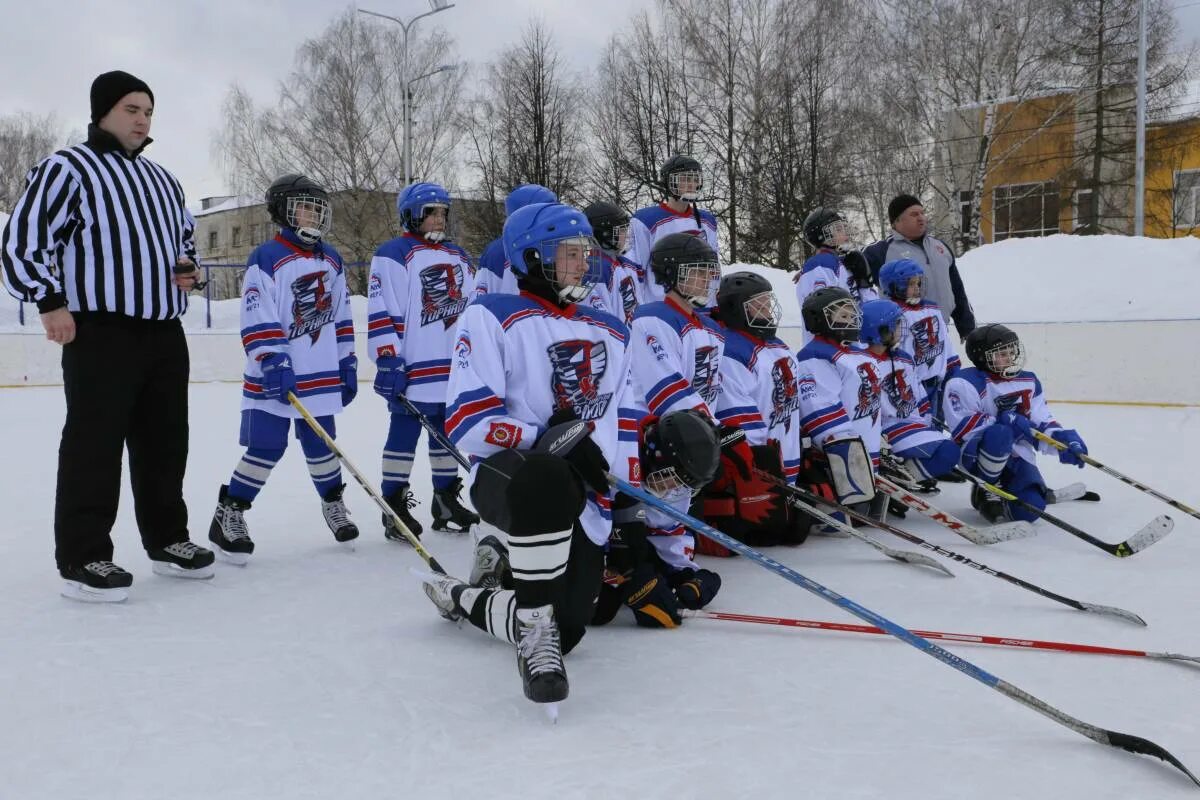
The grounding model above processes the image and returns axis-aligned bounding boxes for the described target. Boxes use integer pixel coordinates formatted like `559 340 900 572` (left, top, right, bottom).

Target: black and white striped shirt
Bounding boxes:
1 127 195 320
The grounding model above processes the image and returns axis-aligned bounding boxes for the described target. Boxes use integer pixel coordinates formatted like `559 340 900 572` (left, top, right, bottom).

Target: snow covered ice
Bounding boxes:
1 381 1198 799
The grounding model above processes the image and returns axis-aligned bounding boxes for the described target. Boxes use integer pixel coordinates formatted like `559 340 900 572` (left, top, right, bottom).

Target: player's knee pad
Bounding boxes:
1004 457 1046 494
912 438 960 480
966 425 1014 481
239 409 291 450
1005 484 1046 522
294 415 336 453
470 449 585 534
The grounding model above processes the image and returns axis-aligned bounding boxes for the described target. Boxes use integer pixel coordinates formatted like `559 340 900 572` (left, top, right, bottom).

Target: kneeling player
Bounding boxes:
209 174 359 564
944 324 1087 523
595 409 723 629
420 202 629 708
860 299 959 484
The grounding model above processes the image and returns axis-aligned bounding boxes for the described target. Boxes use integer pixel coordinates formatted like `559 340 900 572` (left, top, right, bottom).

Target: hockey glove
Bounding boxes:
340 355 358 406
623 563 683 628
372 356 406 400
1050 428 1088 468
842 250 872 288
670 567 722 610
717 424 755 482
536 407 611 495
259 352 297 405
997 410 1037 446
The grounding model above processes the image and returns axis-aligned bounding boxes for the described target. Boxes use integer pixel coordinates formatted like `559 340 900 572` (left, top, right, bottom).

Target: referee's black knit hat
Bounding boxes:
90 70 154 123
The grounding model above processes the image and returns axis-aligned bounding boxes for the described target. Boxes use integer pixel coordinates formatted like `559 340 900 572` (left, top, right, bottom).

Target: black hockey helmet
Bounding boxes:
583 200 630 253
650 232 719 303
642 409 721 498
803 207 849 250
266 173 331 245
965 323 1025 378
716 271 780 339
660 154 703 201
802 286 861 342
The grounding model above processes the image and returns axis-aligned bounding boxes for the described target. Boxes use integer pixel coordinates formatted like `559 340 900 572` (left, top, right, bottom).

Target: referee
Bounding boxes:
1 70 215 602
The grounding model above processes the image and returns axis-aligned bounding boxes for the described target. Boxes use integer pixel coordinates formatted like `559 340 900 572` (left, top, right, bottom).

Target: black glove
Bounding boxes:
842 250 872 288
536 407 611 494
671 567 722 610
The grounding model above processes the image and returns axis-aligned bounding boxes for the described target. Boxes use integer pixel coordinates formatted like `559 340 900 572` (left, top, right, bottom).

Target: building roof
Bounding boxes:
193 195 263 217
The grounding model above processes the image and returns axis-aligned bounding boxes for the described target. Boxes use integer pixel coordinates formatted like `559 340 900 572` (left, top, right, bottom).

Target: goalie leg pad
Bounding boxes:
825 437 875 505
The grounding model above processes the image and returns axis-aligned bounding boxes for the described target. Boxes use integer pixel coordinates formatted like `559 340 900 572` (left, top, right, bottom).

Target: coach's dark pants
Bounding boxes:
55 312 190 572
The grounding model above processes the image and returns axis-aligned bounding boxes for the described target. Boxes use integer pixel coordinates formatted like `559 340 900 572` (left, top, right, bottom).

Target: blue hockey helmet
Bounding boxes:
860 299 906 346
503 202 602 303
397 182 451 241
879 258 925 305
505 183 557 217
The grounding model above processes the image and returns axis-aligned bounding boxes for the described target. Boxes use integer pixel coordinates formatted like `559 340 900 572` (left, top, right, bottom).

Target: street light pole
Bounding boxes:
1134 0 1147 237
405 64 457 185
357 1 456 186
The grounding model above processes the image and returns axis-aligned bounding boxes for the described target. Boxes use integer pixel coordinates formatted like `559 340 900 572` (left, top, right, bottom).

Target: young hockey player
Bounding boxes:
707 271 816 546
859 299 960 483
594 409 723 629
367 181 480 540
793 208 877 347
878 258 961 420
208 174 359 563
944 324 1088 523
582 200 646 325
419 201 630 709
626 155 720 302
472 183 557 299
794 287 879 513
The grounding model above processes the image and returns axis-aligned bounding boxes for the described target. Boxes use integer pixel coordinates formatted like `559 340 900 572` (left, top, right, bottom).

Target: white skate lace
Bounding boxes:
518 616 564 676
163 542 203 559
86 561 124 576
324 500 353 529
221 505 250 542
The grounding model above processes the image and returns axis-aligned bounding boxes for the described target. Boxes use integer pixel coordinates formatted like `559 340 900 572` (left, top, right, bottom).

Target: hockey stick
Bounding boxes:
954 467 1173 558
395 393 473 471
875 474 1036 545
606 473 1198 788
683 610 1200 667
288 393 448 574
1033 429 1200 522
1047 482 1102 504
761 471 1145 625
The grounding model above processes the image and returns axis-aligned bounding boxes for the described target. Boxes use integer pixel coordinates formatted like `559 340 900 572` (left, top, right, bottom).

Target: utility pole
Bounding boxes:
1134 0 1147 237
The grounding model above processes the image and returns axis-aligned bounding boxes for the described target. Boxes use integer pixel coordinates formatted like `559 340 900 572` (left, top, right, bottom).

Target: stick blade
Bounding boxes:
1118 515 1174 557
1076 601 1148 627
973 520 1038 544
1153 652 1200 667
885 548 955 577
1104 730 1200 787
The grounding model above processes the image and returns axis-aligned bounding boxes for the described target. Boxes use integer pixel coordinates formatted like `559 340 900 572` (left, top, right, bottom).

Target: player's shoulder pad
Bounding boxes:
470 291 539 323
890 348 917 365
698 208 718 226
950 367 990 395
317 242 345 267
572 304 629 342
796 338 843 363
373 234 418 263
802 251 840 274
720 327 758 366
478 238 508 277
632 300 687 332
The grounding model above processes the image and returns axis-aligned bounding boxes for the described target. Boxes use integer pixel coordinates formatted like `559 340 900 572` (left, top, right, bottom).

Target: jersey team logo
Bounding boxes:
368 273 383 299
692 345 720 403
769 356 802 432
454 333 472 367
419 263 469 328
882 365 918 418
547 339 613 421
995 389 1033 417
853 362 882 422
289 271 335 342
244 287 261 312
618 277 638 324
911 315 944 368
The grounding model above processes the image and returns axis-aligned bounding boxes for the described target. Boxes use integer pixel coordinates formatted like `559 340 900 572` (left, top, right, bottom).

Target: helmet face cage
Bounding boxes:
610 222 629 252
742 290 781 331
667 169 703 201
675 260 721 307
534 234 603 303
417 202 450 242
824 297 862 339
984 339 1025 378
821 219 851 250
644 465 701 501
285 194 332 244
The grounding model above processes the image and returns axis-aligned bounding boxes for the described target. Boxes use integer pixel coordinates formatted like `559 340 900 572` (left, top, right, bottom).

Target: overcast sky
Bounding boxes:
1 0 1197 207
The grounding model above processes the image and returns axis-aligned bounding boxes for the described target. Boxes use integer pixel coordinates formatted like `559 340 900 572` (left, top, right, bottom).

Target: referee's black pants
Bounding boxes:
55 312 191 572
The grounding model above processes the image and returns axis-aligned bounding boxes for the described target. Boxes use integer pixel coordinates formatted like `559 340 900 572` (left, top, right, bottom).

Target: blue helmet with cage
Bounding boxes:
503 202 601 303
860 299 906 346
505 183 557 217
878 258 925 305
397 182 452 241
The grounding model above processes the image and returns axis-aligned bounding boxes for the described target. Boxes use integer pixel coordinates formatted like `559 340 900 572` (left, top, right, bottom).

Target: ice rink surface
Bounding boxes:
1 382 1197 799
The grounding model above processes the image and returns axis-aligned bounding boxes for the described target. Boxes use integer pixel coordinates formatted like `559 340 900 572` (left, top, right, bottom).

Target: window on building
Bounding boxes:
208 230 218 252
992 182 1060 241
232 226 242 247
1073 188 1096 234
250 224 261 243
958 190 974 237
1175 170 1200 229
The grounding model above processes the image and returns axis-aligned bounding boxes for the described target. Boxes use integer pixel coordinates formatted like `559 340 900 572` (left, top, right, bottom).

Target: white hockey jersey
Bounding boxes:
239 232 355 418
793 250 879 345
367 233 474 409
715 326 804 483
445 292 631 547
897 300 961 384
625 202 720 303
629 298 725 419
864 347 951 454
794 337 883 462
471 237 519 300
943 367 1065 466
582 251 646 327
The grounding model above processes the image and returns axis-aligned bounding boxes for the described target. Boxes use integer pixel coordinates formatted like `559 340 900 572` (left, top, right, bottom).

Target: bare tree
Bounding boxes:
0 113 64 214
